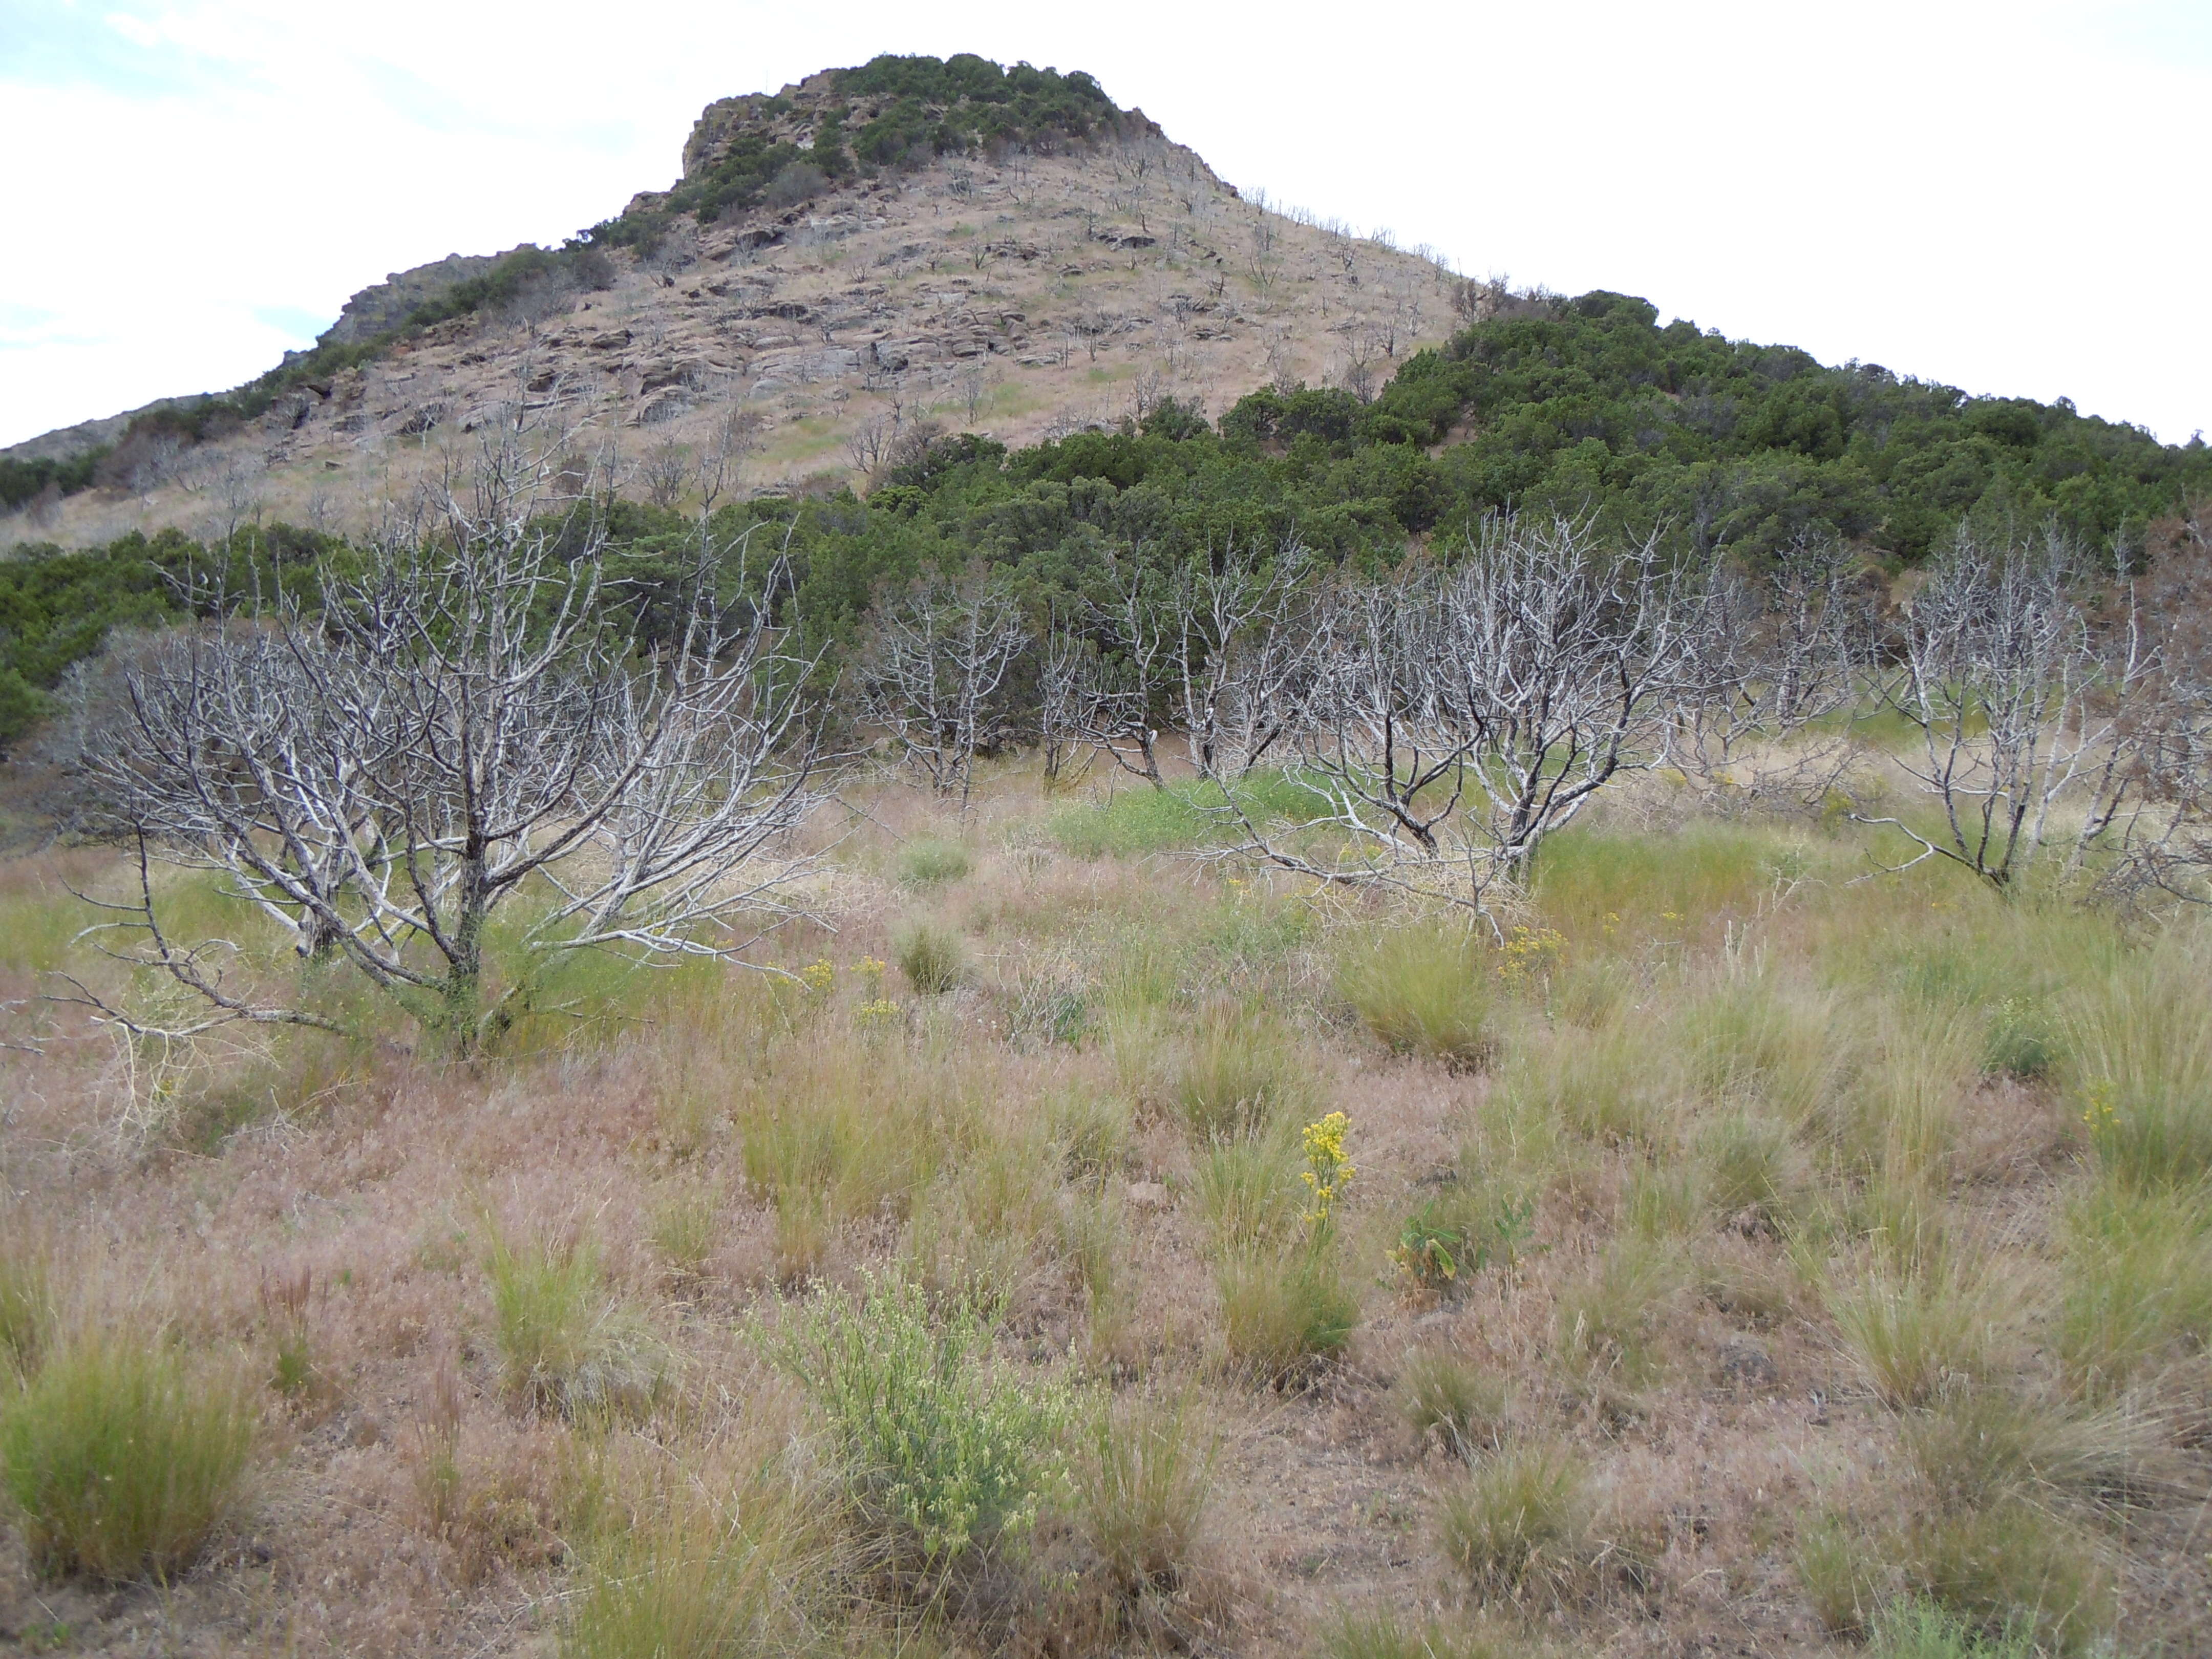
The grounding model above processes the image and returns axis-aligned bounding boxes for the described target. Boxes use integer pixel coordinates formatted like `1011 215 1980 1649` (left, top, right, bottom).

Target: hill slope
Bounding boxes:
0 55 1462 545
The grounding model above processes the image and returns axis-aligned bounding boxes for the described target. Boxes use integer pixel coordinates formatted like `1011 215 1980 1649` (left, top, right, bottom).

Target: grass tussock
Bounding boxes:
1169 1004 1308 1141
1553 1241 1684 1391
2066 936 2212 1189
1501 1017 1671 1148
897 835 973 887
1899 1385 2192 1519
2056 1179 2212 1395
1900 1502 2114 1655
1437 1439 1592 1606
1398 1348 1513 1458
1 1329 257 1582
1321 1609 1521 1659
1865 1597 2040 1659
736 1033 978 1273
894 916 966 994
1216 1243 1359 1381
1194 1124 1302 1251
485 1224 665 1418
1826 1254 2004 1411
0 1231 52 1373
1072 1392 1215 1606
563 1446 830 1659
1336 923 1493 1067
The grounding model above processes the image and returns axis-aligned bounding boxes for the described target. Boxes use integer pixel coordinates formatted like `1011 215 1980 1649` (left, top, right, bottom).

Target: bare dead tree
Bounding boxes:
72 427 833 1049
1164 538 1315 782
1213 517 1706 916
857 570 1030 811
1856 527 2151 889
1337 324 1384 403
1665 536 1871 810
2103 507 2212 903
637 438 693 511
1035 623 1095 786
694 407 765 514
1066 552 1173 786
842 411 901 478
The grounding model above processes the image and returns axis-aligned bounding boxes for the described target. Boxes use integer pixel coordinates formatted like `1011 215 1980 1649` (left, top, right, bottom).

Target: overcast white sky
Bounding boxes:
4 0 2207 448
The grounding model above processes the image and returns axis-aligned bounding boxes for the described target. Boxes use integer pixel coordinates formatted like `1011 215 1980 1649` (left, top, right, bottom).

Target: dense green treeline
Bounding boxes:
0 450 107 514
0 526 339 749
6 290 2207 751
1229 289 2208 562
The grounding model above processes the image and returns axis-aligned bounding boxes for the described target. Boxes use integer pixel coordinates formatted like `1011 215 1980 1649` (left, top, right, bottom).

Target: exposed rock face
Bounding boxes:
9 86 1468 543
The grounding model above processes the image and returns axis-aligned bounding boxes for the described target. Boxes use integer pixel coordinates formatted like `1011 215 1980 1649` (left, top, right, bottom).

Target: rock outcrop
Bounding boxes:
6 75 1468 544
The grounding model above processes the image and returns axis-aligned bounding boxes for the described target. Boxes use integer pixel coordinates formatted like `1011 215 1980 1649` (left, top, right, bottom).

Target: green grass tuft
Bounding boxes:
1336 924 1493 1068
897 835 973 886
485 1225 664 1418
1 1331 257 1583
893 917 965 995
1436 1439 1591 1606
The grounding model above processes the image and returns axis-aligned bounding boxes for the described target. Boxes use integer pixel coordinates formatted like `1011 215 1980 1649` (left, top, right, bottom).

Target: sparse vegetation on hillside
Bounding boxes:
5 50 2212 1657
3 725 2211 1650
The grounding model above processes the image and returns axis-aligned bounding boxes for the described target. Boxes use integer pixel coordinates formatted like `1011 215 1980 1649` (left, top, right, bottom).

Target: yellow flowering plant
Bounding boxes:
1497 925 1566 992
1300 1111 1354 1233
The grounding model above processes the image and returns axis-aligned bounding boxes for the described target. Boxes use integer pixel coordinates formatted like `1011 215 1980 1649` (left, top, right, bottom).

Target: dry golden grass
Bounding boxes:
0 769 2206 1657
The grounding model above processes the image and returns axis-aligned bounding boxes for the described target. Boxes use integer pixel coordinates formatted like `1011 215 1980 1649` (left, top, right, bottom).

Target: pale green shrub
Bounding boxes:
775 1267 1073 1574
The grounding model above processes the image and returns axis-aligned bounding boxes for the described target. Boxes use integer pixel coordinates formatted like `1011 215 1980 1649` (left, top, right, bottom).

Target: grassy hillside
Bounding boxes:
3 763 2208 1654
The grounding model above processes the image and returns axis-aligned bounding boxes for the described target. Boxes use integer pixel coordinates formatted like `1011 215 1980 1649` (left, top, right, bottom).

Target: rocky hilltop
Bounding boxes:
4 56 1465 544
